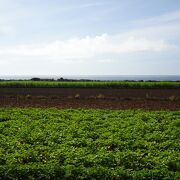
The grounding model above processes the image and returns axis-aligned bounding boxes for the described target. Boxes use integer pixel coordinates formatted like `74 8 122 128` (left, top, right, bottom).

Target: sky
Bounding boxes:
0 0 180 75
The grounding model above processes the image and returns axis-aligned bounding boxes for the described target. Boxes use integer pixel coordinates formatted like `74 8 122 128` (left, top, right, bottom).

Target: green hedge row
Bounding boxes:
0 80 180 88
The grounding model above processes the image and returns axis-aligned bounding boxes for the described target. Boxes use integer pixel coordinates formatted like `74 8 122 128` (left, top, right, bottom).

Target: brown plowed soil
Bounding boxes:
0 88 180 110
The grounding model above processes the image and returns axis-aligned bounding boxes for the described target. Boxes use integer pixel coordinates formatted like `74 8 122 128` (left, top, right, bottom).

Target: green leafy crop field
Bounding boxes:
0 80 180 88
0 108 179 179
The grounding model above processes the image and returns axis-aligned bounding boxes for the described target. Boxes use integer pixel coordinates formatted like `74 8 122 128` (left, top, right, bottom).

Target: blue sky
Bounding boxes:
0 0 180 75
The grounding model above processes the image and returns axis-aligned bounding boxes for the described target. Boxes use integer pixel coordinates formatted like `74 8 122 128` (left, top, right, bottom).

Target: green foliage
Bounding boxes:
0 80 180 88
0 108 179 179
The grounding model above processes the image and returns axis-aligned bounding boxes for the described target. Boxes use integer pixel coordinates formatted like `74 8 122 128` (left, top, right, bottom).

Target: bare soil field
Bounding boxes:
0 88 180 110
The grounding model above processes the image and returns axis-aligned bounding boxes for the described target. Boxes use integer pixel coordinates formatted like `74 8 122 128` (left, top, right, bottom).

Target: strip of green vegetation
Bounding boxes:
0 80 180 88
0 108 179 179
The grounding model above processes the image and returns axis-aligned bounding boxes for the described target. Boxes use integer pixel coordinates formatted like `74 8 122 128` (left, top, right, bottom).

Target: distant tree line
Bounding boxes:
0 77 179 82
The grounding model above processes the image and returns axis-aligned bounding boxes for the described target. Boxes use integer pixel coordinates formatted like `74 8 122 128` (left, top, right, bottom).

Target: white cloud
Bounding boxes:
0 33 175 63
98 59 113 63
0 8 180 76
